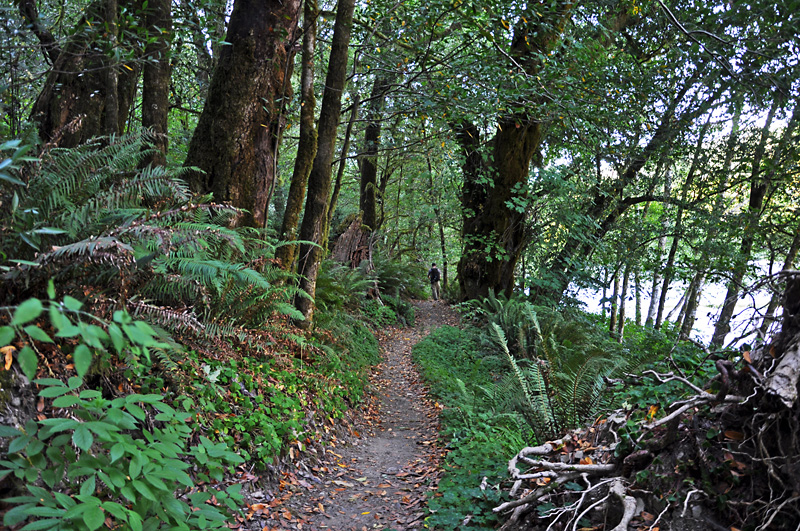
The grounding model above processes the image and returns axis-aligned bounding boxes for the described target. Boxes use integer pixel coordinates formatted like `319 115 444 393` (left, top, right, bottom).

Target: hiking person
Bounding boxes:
427 263 441 301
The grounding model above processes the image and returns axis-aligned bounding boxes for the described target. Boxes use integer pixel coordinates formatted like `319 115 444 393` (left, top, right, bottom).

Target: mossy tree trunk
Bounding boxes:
359 75 391 232
184 0 301 228
25 0 141 148
276 0 318 269
294 0 356 327
456 2 572 301
140 0 171 166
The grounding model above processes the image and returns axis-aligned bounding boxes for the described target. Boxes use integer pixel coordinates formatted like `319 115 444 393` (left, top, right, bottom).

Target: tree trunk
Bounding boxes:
294 0 356 326
711 98 790 348
104 0 119 136
610 270 619 337
276 0 318 270
184 0 301 228
654 116 712 327
360 75 391 231
679 271 705 340
617 264 630 340
327 94 359 230
646 167 673 326
27 0 141 147
760 225 800 337
634 268 643 326
140 0 171 166
456 4 573 301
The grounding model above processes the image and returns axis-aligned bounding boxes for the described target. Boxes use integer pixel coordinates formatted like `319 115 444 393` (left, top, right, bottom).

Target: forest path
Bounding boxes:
259 300 458 531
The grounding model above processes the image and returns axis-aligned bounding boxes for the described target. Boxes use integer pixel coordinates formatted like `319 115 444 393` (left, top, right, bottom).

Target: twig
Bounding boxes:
681 489 701 517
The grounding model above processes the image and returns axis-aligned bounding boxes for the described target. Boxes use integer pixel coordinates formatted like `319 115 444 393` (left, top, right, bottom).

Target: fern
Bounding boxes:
1 131 306 345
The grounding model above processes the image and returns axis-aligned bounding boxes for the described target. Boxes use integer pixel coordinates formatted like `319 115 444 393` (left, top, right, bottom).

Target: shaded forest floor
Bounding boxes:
249 300 460 531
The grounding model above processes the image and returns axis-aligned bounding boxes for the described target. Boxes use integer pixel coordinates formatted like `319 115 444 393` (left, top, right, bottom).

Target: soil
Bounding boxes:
247 300 460 531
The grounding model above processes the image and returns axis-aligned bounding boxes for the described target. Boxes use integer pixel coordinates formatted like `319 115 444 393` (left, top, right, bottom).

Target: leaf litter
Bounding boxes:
237 300 459 530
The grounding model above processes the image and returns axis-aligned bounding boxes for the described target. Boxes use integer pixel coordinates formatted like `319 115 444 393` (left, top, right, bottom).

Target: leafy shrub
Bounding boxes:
0 291 243 531
360 299 398 329
371 256 428 300
382 294 415 326
413 326 520 529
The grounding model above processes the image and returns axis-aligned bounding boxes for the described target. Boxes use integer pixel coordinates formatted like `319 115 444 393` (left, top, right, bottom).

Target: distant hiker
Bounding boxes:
427 263 441 301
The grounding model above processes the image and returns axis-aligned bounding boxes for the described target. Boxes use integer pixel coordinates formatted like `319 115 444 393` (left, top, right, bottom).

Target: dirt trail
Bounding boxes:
254 300 458 531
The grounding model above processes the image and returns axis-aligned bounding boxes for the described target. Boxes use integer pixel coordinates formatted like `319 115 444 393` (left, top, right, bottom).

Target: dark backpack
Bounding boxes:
429 267 440 283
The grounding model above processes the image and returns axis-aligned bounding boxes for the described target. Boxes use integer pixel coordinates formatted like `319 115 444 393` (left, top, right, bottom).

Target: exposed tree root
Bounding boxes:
493 274 800 530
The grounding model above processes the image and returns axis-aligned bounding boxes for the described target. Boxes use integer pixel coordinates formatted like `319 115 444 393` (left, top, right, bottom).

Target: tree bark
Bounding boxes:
711 98 789 348
104 0 119 136
184 0 302 228
610 269 620 337
646 167 673 326
27 0 141 147
276 0 318 270
140 0 172 166
327 94 359 230
654 116 712 327
360 75 391 231
294 0 356 326
760 225 800 337
617 264 630 340
456 3 573 301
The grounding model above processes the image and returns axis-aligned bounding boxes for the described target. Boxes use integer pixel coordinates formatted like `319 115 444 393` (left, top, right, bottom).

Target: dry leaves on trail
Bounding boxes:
240 301 457 531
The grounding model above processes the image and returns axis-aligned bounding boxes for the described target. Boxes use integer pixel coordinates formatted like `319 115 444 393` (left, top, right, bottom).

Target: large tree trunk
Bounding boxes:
360 75 391 231
184 0 301 228
710 98 790 348
276 0 318 270
140 0 172 166
294 0 356 326
25 0 141 147
456 4 573 301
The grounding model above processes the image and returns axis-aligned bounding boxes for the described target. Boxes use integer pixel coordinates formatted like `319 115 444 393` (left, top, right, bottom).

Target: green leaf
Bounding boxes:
52 395 80 408
73 344 92 378
33 378 65 387
8 435 30 453
125 403 146 420
18 346 38 380
0 326 14 347
0 425 22 437
54 325 81 338
11 299 43 326
128 510 142 531
53 492 76 509
24 507 65 518
62 296 83 312
123 324 156 346
20 519 60 530
109 442 125 463
39 386 71 398
67 376 83 390
23 325 53 343
101 501 127 520
46 280 56 300
132 479 157 501
83 504 104 531
73 426 93 451
80 475 96 497
3 504 36 527
108 323 125 354
129 454 142 479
